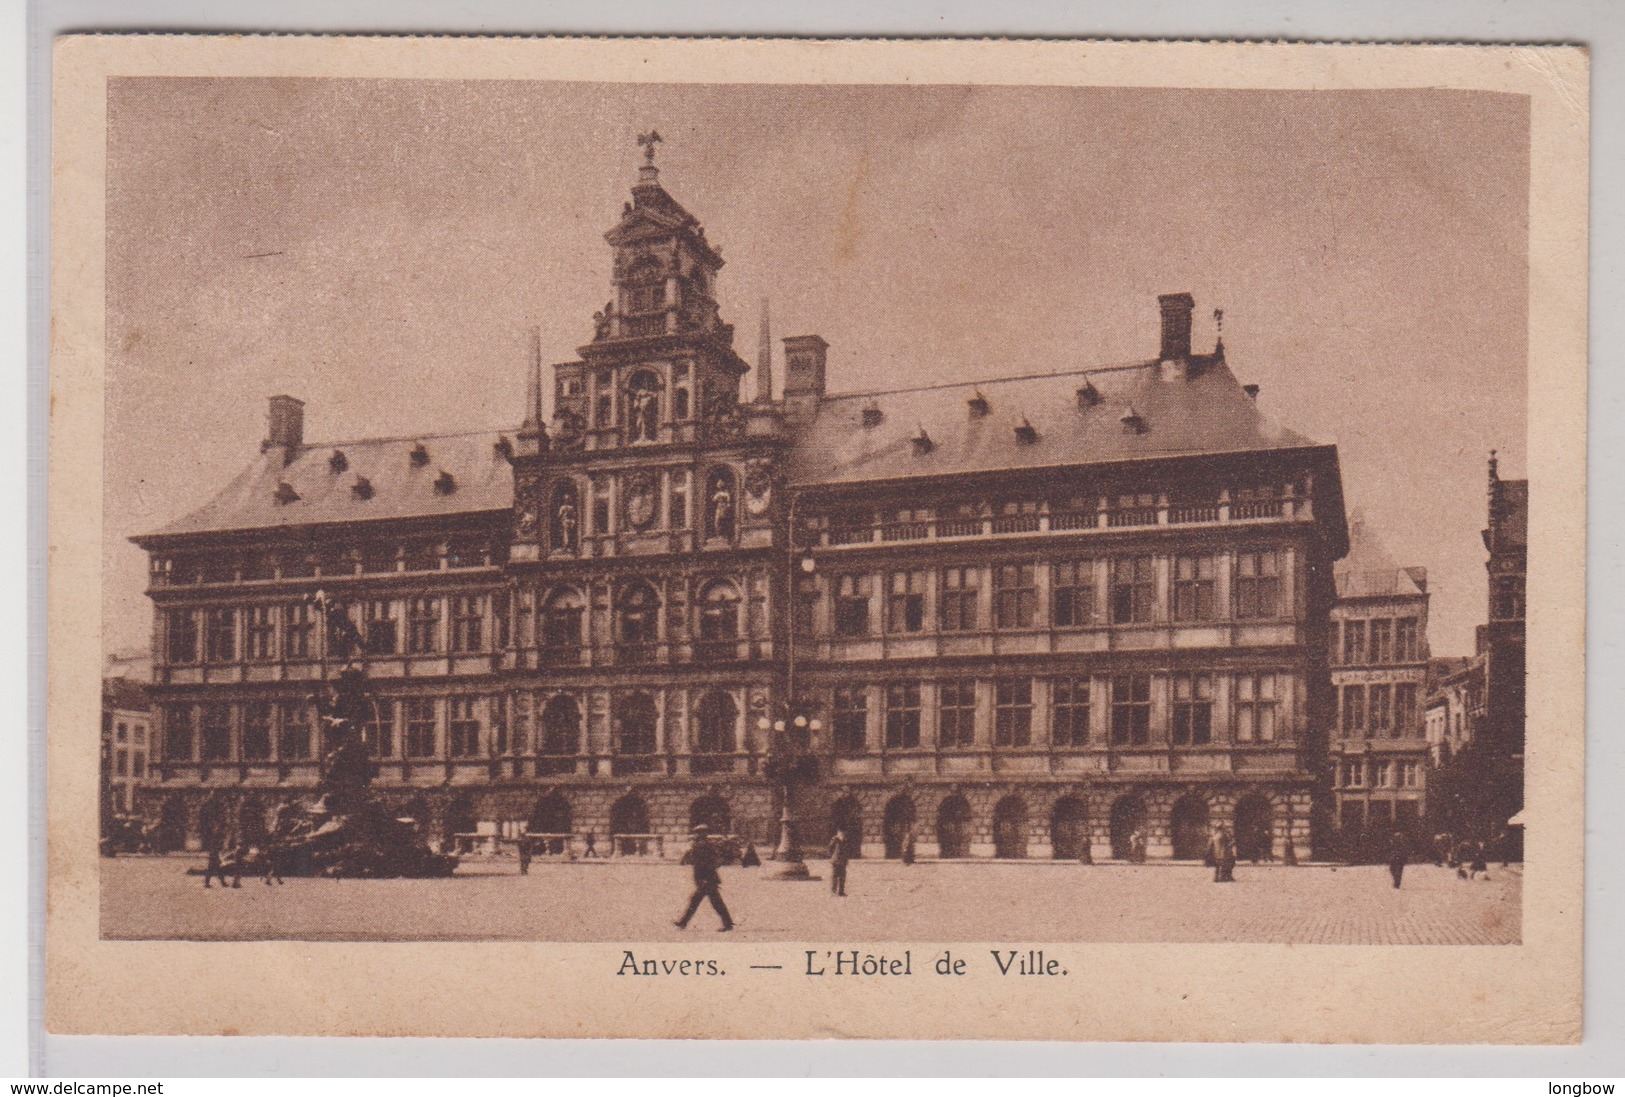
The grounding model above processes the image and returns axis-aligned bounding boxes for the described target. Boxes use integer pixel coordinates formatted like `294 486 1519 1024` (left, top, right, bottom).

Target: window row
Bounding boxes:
151 537 505 586
826 673 1289 754
1338 682 1421 737
544 464 742 551
1336 760 1423 789
812 552 1286 638
808 482 1301 544
1333 617 1423 665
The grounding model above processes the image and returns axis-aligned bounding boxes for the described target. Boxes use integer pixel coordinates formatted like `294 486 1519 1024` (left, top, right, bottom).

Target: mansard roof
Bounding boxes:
786 355 1323 490
136 430 514 543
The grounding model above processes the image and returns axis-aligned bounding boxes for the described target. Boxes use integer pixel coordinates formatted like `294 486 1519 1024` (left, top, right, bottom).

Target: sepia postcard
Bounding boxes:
48 35 1587 1042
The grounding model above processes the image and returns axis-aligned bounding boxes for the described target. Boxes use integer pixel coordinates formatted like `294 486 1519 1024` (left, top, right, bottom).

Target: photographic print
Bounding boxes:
49 36 1587 1042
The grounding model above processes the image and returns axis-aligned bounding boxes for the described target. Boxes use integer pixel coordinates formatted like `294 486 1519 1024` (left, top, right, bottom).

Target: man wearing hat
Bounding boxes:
674 824 734 932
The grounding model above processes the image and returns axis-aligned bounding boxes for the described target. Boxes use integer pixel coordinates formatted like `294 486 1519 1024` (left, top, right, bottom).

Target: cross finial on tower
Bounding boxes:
637 129 663 163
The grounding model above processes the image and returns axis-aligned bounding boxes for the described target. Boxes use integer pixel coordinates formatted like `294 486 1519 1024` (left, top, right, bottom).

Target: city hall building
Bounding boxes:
133 153 1351 862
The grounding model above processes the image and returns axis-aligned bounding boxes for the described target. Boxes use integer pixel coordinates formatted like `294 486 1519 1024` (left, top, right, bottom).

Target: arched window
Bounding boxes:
689 794 731 835
538 694 581 776
609 794 652 856
1234 794 1276 863
993 795 1029 859
626 370 663 443
704 467 737 541
883 795 917 859
693 690 737 773
614 692 659 774
936 794 971 859
1170 794 1211 860
1109 795 1148 861
549 481 580 553
1049 796 1089 861
831 796 864 858
542 586 585 653
616 581 660 663
696 579 741 661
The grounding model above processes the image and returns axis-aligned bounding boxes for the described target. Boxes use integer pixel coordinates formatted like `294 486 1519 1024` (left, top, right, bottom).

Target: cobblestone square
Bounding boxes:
101 855 1521 945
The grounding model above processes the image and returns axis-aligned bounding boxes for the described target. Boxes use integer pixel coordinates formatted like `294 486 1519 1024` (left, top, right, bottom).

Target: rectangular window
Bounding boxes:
245 605 277 661
834 574 871 637
884 682 922 749
1235 550 1282 619
404 698 437 758
204 607 237 663
1052 561 1095 628
364 599 399 655
1342 620 1367 665
407 597 442 654
1369 619 1393 664
1235 674 1280 742
448 696 482 758
1395 617 1419 661
1346 762 1367 788
1374 761 1394 788
994 678 1033 747
1110 557 1155 624
1394 683 1419 732
1369 683 1393 735
365 700 395 758
166 610 198 664
449 594 485 653
242 702 273 761
491 591 511 651
938 680 977 748
1110 674 1152 745
1172 555 1217 622
793 575 819 639
939 566 980 631
1401 761 1421 788
992 563 1038 629
1052 677 1091 747
283 603 314 660
1172 673 1214 745
404 541 439 572
490 694 510 756
201 704 233 761
1341 684 1367 735
833 687 867 755
163 705 195 762
887 570 928 633
279 702 312 761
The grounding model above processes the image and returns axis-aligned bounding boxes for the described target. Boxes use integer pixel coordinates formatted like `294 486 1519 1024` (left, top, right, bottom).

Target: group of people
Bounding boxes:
671 824 871 931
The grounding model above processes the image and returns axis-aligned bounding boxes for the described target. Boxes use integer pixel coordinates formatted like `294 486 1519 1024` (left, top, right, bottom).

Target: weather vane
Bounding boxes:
637 129 663 163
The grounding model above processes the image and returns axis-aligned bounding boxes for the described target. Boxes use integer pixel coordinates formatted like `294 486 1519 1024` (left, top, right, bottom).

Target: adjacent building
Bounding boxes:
1326 518 1432 839
132 150 1351 861
101 674 153 824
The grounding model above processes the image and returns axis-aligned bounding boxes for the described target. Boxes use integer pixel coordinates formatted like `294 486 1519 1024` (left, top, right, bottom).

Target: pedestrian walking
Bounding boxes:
1387 830 1410 888
229 833 246 888
828 828 852 897
202 840 231 889
674 824 734 932
518 835 533 876
582 832 600 858
1209 825 1236 883
1130 827 1148 864
901 827 916 866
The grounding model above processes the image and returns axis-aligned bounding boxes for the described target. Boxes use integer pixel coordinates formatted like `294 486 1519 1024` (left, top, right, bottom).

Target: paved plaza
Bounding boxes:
101 854 1521 945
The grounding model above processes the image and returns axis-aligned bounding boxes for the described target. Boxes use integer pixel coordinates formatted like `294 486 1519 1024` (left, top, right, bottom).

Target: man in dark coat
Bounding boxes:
1209 825 1237 883
828 829 852 897
1387 830 1410 888
674 825 734 931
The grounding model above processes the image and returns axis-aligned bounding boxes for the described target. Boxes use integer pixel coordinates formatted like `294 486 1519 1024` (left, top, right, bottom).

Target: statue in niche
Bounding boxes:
592 302 615 341
628 376 661 442
707 470 736 541
551 482 580 553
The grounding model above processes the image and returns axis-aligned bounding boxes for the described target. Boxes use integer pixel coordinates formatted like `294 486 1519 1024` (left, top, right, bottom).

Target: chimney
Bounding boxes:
1157 292 1195 363
264 395 305 462
782 335 828 424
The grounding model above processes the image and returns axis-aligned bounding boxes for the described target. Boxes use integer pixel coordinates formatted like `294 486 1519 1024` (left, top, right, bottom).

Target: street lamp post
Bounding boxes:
758 709 821 880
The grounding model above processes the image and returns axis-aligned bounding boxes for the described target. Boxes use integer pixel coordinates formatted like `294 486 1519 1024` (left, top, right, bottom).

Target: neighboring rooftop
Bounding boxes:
1334 511 1427 599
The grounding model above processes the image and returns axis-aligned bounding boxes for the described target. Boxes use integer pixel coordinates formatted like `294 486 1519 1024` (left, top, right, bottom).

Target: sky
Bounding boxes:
103 79 1528 659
